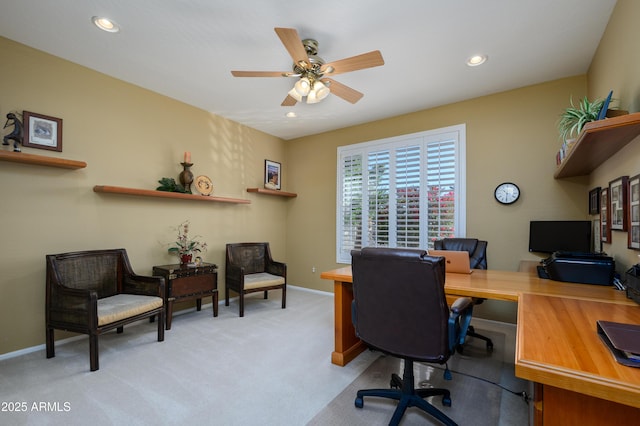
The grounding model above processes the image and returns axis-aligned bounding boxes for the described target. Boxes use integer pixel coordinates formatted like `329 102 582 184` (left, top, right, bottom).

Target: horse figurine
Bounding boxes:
3 112 24 152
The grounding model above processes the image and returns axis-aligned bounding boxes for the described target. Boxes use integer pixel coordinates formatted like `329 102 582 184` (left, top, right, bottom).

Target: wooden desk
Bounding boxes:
321 266 640 424
516 293 640 423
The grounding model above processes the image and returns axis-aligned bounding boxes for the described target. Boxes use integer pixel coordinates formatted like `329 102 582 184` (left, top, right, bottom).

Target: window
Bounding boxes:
336 124 466 263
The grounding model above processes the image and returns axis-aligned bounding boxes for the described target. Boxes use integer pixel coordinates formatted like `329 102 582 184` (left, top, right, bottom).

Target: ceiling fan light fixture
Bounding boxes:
294 77 311 96
313 81 330 100
306 90 320 104
288 88 303 102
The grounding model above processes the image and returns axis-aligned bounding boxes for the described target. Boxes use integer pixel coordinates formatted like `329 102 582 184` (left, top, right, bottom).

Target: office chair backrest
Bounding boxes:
351 247 450 363
434 238 488 270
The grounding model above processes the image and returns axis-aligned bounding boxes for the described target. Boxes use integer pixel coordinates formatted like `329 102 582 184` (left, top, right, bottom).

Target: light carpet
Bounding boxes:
309 330 530 426
0 287 528 425
0 287 378 425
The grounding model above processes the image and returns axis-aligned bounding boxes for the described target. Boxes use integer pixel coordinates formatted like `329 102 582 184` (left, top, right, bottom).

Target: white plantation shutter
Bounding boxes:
396 145 422 248
337 125 466 263
426 139 457 244
338 153 363 261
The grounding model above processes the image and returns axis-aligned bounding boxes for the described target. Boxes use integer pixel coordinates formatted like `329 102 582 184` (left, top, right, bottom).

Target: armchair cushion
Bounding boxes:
97 294 164 326
243 272 286 290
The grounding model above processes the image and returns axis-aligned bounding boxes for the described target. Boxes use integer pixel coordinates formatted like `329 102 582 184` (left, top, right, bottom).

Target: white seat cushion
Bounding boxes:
243 272 285 290
97 294 163 326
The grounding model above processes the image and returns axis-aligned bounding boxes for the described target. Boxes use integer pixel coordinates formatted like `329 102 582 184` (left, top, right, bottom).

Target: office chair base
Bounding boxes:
355 360 457 426
468 325 494 351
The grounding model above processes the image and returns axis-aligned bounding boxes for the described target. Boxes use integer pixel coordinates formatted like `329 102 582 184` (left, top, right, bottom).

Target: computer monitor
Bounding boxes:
528 220 592 254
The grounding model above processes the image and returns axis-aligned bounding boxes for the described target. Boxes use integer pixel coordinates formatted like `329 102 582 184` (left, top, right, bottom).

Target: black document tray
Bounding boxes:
597 320 640 368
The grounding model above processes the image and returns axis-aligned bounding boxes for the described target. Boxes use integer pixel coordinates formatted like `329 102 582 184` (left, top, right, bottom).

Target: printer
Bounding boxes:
539 251 615 286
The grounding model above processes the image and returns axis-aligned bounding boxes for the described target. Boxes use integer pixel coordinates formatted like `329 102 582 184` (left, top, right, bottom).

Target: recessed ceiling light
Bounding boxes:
466 54 487 67
285 111 297 118
92 16 120 33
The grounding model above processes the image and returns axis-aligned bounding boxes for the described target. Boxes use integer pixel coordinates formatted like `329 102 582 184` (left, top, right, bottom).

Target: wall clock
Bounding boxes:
494 182 520 205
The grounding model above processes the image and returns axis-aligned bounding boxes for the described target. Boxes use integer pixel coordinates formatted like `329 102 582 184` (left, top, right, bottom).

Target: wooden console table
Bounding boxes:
321 266 639 424
153 263 218 330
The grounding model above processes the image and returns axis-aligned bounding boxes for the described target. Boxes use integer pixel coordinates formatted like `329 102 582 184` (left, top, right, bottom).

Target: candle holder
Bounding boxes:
179 162 194 194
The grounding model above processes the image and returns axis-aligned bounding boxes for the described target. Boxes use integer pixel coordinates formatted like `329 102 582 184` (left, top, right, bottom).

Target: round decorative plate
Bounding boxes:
195 175 213 195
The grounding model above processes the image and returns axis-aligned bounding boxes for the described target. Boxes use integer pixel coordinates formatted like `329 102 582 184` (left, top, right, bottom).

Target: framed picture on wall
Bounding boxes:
609 176 629 231
264 159 281 190
589 187 601 215
628 174 640 249
600 187 611 243
593 219 601 253
22 111 63 152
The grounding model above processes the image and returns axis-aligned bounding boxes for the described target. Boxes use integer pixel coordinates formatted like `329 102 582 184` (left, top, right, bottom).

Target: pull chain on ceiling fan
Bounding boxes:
231 27 384 106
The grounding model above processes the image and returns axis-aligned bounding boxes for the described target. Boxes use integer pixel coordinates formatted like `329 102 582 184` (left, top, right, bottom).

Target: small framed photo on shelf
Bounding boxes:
600 187 611 243
589 187 601 215
22 111 63 152
264 159 281 190
628 174 640 249
609 176 628 231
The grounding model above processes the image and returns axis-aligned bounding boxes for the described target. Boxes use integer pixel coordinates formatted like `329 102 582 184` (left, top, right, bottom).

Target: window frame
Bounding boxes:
335 124 466 263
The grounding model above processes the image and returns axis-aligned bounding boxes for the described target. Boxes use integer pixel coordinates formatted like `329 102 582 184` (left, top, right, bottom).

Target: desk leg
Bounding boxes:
332 280 366 366
213 292 218 317
196 298 202 311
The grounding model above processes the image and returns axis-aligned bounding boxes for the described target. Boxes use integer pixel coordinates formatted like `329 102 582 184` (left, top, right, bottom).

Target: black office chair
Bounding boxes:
351 247 473 426
434 238 494 351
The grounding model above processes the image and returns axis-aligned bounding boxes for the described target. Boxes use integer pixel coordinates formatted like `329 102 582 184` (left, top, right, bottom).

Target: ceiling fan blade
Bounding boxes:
321 50 384 76
322 78 364 104
274 27 310 67
231 70 290 77
281 94 298 106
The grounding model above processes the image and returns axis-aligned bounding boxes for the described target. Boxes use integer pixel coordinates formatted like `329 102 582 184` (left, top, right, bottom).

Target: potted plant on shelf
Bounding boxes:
557 96 606 143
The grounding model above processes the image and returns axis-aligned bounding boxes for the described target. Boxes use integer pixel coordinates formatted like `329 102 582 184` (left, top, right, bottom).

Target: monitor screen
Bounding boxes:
528 220 592 254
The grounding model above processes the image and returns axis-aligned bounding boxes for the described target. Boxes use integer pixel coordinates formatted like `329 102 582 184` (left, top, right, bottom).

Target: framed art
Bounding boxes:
22 111 63 152
600 187 611 243
609 176 628 231
264 160 281 190
589 187 601 215
593 218 601 253
629 174 640 249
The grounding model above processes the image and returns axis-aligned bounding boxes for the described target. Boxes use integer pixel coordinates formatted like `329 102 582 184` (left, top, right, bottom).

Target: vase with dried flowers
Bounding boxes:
168 220 207 266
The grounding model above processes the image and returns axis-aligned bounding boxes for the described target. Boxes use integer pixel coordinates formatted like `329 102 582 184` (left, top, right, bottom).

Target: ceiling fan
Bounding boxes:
231 27 384 106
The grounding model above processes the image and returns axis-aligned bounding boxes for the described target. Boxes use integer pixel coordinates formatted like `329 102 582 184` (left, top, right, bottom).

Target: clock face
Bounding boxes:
494 182 520 205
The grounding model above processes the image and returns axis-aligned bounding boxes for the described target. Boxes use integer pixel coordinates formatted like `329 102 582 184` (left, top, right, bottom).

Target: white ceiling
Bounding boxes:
0 0 617 140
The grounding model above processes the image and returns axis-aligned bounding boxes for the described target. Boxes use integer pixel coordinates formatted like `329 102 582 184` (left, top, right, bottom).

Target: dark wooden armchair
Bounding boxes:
225 242 286 317
46 248 165 371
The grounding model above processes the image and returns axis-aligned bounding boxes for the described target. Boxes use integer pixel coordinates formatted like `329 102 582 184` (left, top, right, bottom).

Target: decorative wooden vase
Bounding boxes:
179 162 194 193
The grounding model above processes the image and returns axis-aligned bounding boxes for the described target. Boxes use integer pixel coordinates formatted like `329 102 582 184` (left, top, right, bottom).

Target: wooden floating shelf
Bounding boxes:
94 185 251 204
246 187 297 198
555 112 640 178
0 150 87 169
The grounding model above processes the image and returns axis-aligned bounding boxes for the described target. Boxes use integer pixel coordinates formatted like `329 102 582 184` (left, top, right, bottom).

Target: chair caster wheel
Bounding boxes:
442 396 452 407
355 397 364 408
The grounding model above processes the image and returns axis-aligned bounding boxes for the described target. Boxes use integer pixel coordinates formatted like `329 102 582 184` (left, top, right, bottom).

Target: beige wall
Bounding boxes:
285 76 589 323
0 37 288 354
588 0 640 272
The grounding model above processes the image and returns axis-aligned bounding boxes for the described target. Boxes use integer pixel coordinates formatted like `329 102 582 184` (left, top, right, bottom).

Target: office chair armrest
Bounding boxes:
448 296 474 352
450 296 472 314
